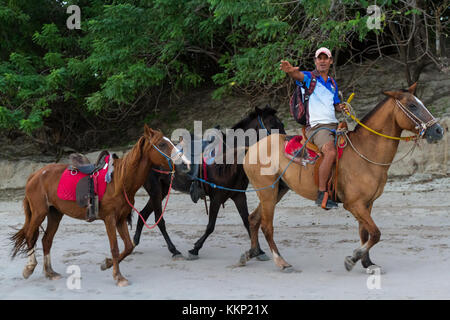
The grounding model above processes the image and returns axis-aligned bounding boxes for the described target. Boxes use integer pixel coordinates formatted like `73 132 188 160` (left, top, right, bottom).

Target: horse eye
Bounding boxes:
409 104 418 111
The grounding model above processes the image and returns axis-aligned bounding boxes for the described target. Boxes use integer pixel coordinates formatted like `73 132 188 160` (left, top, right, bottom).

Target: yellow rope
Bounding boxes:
343 93 417 141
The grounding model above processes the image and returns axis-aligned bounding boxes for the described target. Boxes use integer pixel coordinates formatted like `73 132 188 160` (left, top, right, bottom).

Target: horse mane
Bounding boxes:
231 105 277 130
208 106 278 178
354 96 390 132
355 89 413 132
113 131 163 192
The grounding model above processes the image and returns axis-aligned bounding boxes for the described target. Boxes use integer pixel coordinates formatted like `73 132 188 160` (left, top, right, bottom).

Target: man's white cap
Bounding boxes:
315 47 332 58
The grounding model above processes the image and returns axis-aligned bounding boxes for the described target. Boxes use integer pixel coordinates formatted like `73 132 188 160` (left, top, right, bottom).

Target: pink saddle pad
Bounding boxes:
285 136 345 159
57 155 110 202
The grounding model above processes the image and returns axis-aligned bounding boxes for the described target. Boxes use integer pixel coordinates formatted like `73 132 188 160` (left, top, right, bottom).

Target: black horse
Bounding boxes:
133 105 286 260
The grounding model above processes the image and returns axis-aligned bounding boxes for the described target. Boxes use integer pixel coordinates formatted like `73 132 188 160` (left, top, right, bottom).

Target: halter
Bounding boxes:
394 99 438 138
341 93 438 166
151 138 183 172
342 97 437 141
257 115 271 136
123 136 180 231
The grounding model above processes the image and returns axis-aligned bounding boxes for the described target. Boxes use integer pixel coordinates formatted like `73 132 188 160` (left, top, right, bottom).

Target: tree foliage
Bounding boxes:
0 0 448 151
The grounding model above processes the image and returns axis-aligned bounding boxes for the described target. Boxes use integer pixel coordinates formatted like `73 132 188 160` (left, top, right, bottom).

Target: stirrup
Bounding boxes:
316 191 338 210
86 196 98 222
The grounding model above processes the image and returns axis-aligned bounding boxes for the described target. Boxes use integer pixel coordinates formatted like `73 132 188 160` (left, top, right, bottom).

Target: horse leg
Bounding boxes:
22 198 47 279
344 203 381 272
42 207 63 280
102 215 129 287
259 198 293 272
239 203 262 265
239 184 289 266
232 193 269 261
133 199 154 246
154 205 183 260
102 216 135 265
187 198 222 260
359 222 376 268
134 175 164 246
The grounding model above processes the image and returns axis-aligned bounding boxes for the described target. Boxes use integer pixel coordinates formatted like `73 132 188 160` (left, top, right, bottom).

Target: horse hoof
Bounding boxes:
172 253 186 261
281 266 298 273
45 272 62 280
345 256 356 271
238 253 248 266
101 258 113 271
186 253 199 261
256 253 270 261
117 278 129 287
22 265 36 279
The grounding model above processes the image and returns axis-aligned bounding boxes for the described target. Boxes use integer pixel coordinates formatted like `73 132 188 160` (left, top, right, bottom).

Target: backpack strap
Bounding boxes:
302 71 318 127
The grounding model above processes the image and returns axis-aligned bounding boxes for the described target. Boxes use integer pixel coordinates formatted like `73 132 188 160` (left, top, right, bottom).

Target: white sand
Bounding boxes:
0 176 449 300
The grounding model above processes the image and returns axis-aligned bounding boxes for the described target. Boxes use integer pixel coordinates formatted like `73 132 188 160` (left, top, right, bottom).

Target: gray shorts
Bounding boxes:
305 123 338 151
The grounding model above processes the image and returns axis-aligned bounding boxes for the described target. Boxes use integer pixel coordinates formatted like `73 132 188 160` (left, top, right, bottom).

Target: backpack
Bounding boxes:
289 70 336 126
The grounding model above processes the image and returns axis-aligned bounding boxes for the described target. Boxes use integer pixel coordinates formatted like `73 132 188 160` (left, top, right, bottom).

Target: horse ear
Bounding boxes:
144 124 154 138
382 90 403 100
254 106 262 114
408 82 417 94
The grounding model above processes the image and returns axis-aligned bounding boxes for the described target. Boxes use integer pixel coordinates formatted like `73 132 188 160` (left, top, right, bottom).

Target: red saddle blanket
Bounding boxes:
285 135 345 160
57 155 110 202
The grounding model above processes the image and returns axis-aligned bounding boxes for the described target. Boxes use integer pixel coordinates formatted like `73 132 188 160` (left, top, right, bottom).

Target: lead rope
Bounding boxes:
124 169 175 230
123 138 178 231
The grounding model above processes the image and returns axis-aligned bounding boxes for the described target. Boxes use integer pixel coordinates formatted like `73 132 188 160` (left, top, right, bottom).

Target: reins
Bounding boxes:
340 93 436 166
342 93 419 141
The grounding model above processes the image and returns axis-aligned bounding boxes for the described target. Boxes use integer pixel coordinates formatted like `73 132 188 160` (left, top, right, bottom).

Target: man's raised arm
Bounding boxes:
279 60 304 82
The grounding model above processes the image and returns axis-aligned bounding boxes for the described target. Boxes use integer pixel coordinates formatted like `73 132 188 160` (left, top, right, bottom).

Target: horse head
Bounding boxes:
233 104 286 136
383 83 444 143
143 124 191 171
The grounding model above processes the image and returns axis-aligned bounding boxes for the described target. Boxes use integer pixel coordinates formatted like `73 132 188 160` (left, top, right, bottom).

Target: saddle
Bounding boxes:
284 122 348 203
68 150 111 222
68 150 109 175
182 126 222 204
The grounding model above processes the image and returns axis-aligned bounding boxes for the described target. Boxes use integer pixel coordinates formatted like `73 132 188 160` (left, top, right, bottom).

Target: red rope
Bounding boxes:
152 168 173 175
123 172 174 230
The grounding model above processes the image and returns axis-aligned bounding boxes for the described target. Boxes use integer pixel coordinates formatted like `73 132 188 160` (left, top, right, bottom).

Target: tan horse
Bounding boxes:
240 83 444 272
10 125 190 286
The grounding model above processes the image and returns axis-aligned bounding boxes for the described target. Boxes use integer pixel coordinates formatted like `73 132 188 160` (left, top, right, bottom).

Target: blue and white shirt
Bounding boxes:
295 71 340 128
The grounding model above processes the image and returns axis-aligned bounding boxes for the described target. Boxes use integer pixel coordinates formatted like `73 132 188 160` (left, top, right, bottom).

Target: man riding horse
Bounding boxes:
280 47 348 210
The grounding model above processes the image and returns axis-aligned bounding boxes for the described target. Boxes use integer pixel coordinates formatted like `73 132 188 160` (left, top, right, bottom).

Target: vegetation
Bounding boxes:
0 0 448 151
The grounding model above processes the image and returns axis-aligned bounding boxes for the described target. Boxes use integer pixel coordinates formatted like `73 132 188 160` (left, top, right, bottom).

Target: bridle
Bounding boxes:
258 115 272 136
123 135 182 231
342 96 437 141
151 137 184 171
340 93 439 166
394 99 438 138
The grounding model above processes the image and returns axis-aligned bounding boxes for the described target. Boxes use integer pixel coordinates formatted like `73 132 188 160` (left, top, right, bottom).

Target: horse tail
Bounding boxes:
10 197 36 258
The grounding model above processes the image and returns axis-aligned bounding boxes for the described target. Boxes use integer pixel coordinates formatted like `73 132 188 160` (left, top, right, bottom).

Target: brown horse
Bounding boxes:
10 125 190 286
240 83 444 273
